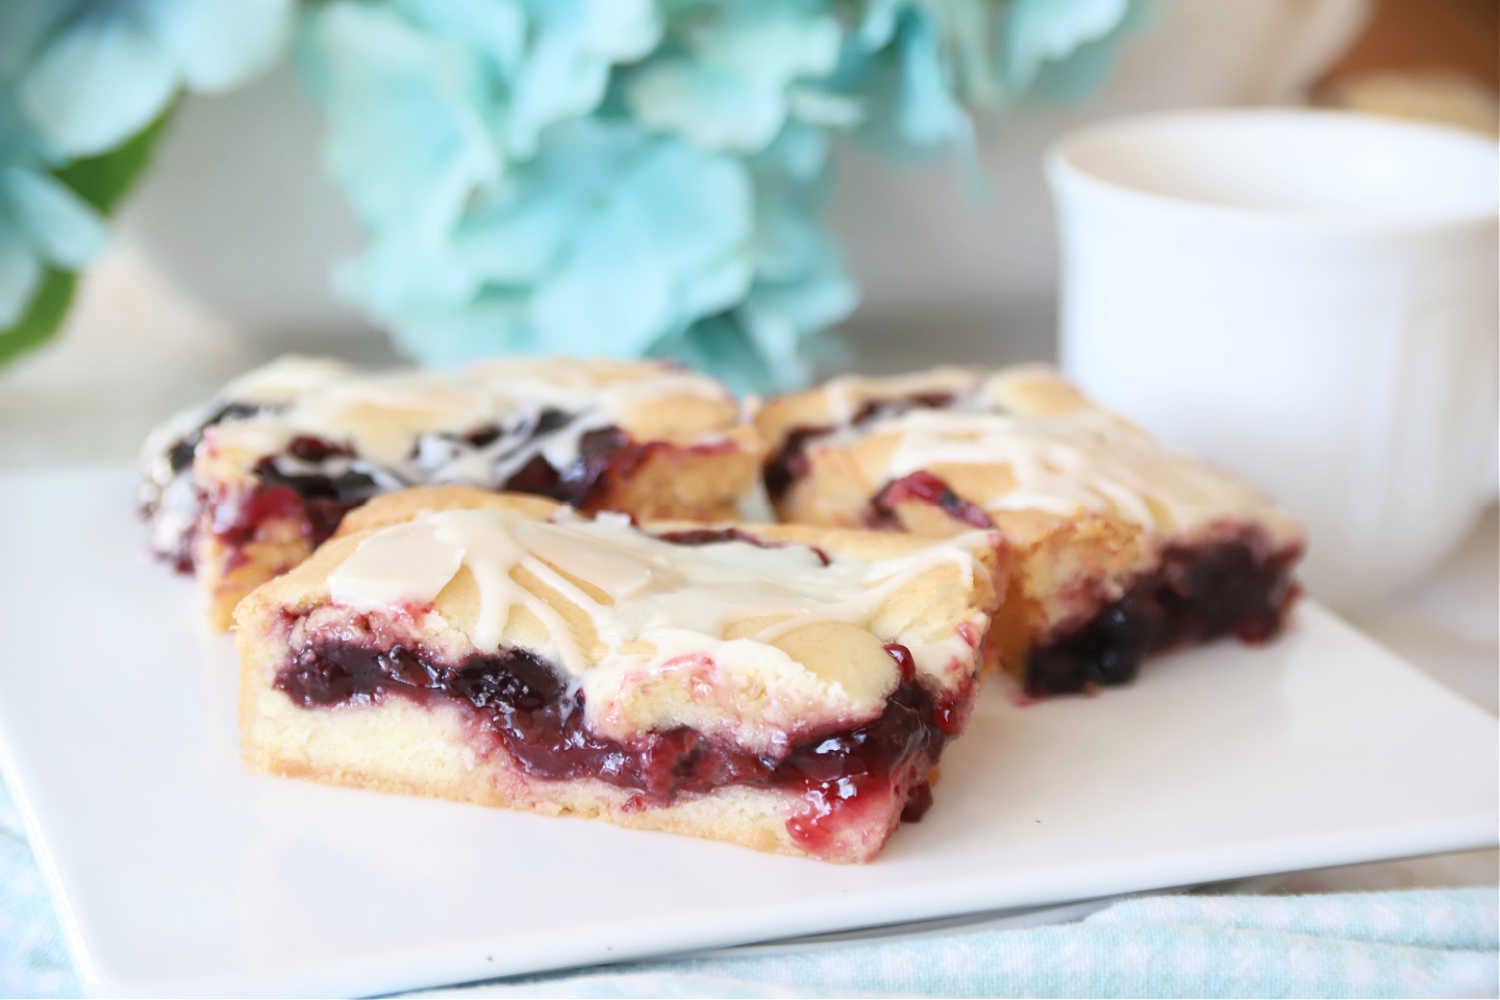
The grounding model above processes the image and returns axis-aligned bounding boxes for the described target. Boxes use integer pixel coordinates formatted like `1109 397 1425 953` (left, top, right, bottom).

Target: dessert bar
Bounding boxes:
141 357 761 628
237 487 1006 863
756 366 1304 694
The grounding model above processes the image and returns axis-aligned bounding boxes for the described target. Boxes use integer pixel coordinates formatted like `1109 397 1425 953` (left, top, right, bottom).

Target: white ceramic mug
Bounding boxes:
1046 109 1498 609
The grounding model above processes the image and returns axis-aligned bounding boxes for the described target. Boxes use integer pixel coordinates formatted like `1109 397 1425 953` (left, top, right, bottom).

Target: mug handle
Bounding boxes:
1253 0 1372 101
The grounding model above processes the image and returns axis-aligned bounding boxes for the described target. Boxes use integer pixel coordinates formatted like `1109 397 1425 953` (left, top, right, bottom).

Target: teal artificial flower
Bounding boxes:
0 0 293 360
298 0 1148 391
621 0 848 154
834 0 1151 157
0 94 103 330
362 118 756 362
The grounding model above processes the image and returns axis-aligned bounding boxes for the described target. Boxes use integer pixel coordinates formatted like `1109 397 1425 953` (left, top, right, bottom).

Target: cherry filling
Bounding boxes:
845 467 1300 698
214 421 646 554
865 471 996 531
145 401 271 570
1025 533 1303 695
234 436 388 545
492 425 648 509
764 392 955 501
274 639 948 848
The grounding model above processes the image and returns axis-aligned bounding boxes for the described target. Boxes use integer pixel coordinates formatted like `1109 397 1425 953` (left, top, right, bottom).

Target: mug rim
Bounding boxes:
1045 107 1499 234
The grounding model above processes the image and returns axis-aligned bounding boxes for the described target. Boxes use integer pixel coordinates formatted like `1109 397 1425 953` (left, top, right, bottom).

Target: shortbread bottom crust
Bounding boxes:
243 690 930 864
241 637 951 864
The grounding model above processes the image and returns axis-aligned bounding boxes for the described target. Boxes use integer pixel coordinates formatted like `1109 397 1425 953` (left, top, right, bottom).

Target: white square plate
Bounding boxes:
2 466 1495 996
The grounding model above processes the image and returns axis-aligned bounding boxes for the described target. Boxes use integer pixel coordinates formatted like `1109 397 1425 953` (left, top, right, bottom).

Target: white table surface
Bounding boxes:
3 245 1494 902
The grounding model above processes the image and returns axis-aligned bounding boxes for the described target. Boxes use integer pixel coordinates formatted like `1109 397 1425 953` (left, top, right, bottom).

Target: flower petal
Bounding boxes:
854 8 973 155
1001 0 1132 92
0 0 75 78
625 56 788 154
647 315 771 397
1021 0 1151 101
386 289 540 366
150 0 294 92
2 166 105 268
299 2 499 236
506 0 661 156
0 235 41 329
394 0 526 69
19 8 177 158
529 137 751 353
453 119 647 286
624 1 841 154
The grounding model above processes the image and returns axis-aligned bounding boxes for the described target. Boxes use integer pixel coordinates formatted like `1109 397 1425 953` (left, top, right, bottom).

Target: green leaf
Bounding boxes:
0 105 175 364
0 268 77 365
53 104 176 213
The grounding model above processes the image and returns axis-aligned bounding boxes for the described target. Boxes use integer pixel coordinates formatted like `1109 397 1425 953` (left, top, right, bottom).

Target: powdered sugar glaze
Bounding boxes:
832 366 1301 542
138 355 741 561
325 507 996 751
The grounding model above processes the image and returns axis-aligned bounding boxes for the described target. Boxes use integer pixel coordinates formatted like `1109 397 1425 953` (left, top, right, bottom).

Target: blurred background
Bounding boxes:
3 0 1495 453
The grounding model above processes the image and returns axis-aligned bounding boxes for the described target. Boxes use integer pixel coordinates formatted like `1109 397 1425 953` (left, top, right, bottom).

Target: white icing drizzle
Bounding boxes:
140 356 739 560
220 359 730 472
838 370 1294 538
327 508 986 685
410 407 619 487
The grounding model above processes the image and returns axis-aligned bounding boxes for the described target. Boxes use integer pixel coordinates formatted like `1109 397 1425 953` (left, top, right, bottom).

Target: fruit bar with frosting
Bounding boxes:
756 366 1304 695
140 356 761 628
236 487 1006 863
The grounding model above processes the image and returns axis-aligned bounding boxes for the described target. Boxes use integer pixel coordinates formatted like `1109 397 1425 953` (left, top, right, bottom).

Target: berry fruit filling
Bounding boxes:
212 419 646 555
865 471 996 531
845 467 1300 697
143 401 272 570
274 638 949 848
1025 531 1303 695
764 392 955 500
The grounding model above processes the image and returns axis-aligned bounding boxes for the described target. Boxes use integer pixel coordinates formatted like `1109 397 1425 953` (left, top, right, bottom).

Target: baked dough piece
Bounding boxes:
237 486 1006 863
756 365 1305 694
140 356 762 628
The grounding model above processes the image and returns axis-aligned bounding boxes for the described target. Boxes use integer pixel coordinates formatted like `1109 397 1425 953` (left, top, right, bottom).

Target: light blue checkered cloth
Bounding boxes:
0 781 76 997
4 776 1495 998
447 890 1498 998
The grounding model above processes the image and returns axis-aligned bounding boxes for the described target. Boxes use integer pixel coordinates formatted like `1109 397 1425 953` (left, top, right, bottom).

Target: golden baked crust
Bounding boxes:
238 688 911 864
196 525 314 630
757 365 1299 542
140 356 765 629
756 366 1305 683
243 486 1005 698
236 487 1006 862
197 357 755 477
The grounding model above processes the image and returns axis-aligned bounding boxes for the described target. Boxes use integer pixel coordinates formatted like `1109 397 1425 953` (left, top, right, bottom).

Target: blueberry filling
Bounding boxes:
1024 533 1303 695
275 639 947 846
764 392 955 501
